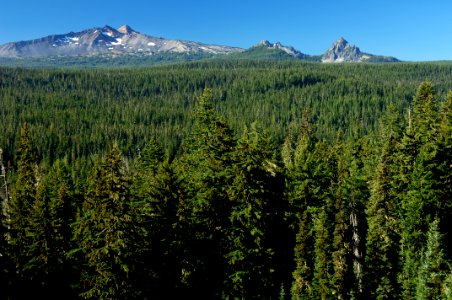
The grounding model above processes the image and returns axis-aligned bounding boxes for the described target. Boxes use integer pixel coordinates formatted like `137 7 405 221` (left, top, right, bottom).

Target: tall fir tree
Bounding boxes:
341 139 370 299
135 160 187 298
416 219 448 300
284 108 317 210
291 211 314 299
365 136 400 299
0 196 12 297
399 81 441 298
8 122 37 295
0 147 12 297
73 144 137 299
432 91 452 249
176 88 236 297
225 123 285 299
330 131 354 300
312 207 332 300
412 81 438 143
33 159 75 297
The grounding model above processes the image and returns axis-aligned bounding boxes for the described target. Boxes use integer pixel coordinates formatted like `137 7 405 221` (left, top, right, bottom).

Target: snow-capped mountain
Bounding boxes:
0 27 400 65
0 25 243 58
322 37 399 63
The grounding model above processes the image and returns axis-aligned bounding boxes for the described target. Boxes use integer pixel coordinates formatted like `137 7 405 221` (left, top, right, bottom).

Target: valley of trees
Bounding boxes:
1 61 452 299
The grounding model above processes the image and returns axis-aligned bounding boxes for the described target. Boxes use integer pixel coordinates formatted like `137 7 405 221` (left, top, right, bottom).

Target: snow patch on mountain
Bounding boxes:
0 25 243 58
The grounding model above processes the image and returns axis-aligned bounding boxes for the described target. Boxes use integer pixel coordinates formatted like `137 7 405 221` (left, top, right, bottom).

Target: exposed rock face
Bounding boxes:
322 37 364 62
254 40 306 59
0 28 400 63
322 37 399 63
117 25 136 34
0 25 243 58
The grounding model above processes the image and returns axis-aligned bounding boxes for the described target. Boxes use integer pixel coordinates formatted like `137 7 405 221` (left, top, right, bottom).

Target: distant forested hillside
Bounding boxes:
2 61 452 164
1 61 452 299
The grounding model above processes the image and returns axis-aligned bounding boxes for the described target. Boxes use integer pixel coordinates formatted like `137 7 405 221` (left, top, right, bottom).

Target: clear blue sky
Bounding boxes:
1 0 452 61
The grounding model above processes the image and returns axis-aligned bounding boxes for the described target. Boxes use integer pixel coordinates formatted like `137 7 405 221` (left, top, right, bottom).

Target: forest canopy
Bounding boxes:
1 61 452 299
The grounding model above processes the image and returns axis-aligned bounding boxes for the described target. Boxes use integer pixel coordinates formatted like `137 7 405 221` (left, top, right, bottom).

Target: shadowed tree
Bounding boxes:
8 123 37 296
73 144 138 299
177 88 236 297
224 123 286 299
365 136 400 299
399 81 440 299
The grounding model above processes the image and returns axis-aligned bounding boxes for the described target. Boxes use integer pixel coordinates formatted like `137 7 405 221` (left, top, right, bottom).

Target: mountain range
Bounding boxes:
0 25 400 65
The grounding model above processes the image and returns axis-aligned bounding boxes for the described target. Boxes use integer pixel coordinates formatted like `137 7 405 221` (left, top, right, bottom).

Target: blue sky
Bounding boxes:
1 0 452 61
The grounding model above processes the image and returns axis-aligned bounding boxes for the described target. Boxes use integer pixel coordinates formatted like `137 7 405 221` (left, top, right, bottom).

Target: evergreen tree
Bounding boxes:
135 161 187 298
0 148 12 297
416 219 448 300
73 144 137 299
342 140 370 298
8 122 37 295
443 272 452 300
433 91 452 248
131 137 164 220
312 208 332 300
0 198 12 297
412 81 438 142
177 88 236 297
331 132 353 300
288 112 318 211
291 211 314 299
40 160 75 296
365 136 400 299
23 173 62 295
399 81 440 298
225 124 285 299
289 119 339 299
137 136 164 176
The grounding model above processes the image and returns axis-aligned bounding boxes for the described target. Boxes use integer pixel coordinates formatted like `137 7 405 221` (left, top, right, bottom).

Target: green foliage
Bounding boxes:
2 61 452 167
225 45 321 62
136 161 187 298
291 211 314 299
398 81 446 298
176 88 235 297
416 219 448 300
0 52 217 68
0 191 12 297
365 136 400 299
225 123 285 299
330 134 353 300
312 208 332 300
74 144 137 299
8 123 36 279
1 64 452 299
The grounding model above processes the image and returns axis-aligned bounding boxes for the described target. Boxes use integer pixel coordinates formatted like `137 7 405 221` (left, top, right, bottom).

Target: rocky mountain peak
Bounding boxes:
331 37 356 52
0 24 243 58
0 27 399 63
334 37 347 47
100 25 120 38
322 37 363 62
117 25 136 34
258 40 271 47
252 40 306 59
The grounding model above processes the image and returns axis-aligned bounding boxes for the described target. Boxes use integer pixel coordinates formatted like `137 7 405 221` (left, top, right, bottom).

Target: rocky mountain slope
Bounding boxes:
0 26 400 64
0 25 243 58
227 40 322 62
255 40 306 58
322 37 399 63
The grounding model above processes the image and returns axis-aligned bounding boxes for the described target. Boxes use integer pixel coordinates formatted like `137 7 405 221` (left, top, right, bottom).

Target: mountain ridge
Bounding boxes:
0 25 242 58
322 37 399 63
0 25 400 64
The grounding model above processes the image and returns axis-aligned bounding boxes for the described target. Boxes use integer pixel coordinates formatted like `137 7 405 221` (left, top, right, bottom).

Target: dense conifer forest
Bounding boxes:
1 60 452 299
